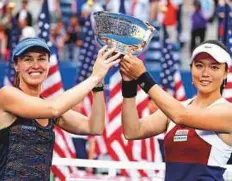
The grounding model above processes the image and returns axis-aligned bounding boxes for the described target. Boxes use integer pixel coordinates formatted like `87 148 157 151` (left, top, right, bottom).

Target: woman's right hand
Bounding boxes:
120 54 146 80
91 45 122 82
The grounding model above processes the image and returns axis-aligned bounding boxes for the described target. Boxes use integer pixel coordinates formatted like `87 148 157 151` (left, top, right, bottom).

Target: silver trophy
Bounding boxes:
92 11 156 55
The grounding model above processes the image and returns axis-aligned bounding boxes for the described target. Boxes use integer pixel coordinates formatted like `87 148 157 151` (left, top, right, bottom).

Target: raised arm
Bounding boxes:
120 63 168 140
0 46 121 120
120 54 232 133
56 89 105 135
122 97 168 140
148 85 232 132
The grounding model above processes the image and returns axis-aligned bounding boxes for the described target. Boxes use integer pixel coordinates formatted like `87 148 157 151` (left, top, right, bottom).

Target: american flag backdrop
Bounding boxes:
76 14 107 156
106 64 158 178
223 3 232 102
105 0 161 178
160 29 186 101
74 0 163 177
37 0 78 180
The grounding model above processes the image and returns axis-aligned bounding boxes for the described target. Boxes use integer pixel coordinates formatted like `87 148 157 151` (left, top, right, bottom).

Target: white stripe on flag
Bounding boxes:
3 76 11 86
227 72 232 83
111 140 141 177
50 54 59 67
223 89 232 99
108 92 122 113
132 140 142 161
95 136 107 154
136 89 148 105
106 113 122 138
42 71 62 90
83 96 92 116
108 71 121 90
45 89 64 100
145 138 152 161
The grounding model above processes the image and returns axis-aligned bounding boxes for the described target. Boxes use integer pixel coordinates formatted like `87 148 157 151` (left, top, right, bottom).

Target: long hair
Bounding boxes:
220 64 228 95
13 56 20 88
13 71 20 88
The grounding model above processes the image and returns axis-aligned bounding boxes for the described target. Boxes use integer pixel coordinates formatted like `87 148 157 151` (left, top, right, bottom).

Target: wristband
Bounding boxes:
122 80 137 98
92 85 104 92
137 72 156 93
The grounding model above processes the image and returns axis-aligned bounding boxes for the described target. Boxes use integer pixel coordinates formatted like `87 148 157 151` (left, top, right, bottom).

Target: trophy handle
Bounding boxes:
145 22 156 32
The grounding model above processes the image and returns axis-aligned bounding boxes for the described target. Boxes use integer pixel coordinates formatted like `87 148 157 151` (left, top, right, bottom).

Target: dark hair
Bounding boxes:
220 64 228 95
13 72 20 88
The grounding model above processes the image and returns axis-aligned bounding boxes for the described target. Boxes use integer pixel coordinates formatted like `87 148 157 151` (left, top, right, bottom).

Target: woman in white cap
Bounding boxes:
0 37 121 180
120 40 232 181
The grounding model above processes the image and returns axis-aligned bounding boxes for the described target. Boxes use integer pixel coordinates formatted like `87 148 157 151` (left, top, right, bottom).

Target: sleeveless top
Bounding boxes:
0 116 56 181
164 98 232 181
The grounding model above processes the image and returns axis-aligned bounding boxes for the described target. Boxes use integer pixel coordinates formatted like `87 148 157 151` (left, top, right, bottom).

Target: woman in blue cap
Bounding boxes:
120 40 232 181
0 37 121 180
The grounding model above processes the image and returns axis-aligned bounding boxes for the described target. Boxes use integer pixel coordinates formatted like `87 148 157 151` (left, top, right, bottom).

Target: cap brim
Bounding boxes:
191 43 231 66
12 38 51 62
15 43 50 57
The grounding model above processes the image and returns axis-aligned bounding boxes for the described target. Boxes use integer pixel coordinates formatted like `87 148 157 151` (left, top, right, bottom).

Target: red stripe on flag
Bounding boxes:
51 166 66 181
175 80 182 90
53 141 66 158
107 70 156 177
55 127 76 157
109 82 121 98
48 65 58 76
226 97 232 102
229 66 232 72
150 138 155 161
141 139 147 159
108 104 122 121
225 82 232 88
41 82 62 98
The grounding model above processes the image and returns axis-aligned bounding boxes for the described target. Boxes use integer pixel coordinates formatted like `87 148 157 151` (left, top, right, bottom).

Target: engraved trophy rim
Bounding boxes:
92 11 156 55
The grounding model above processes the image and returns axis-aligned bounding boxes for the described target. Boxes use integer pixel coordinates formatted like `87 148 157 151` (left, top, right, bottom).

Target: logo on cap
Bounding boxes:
203 45 212 49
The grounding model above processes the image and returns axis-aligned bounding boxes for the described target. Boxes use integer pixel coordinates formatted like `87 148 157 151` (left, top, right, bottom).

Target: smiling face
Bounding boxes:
14 50 50 87
191 56 227 95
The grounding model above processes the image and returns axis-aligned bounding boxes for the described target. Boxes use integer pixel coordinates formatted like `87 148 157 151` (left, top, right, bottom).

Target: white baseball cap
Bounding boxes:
191 42 231 67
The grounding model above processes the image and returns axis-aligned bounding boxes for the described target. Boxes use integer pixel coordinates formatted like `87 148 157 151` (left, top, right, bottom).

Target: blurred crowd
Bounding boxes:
0 0 223 66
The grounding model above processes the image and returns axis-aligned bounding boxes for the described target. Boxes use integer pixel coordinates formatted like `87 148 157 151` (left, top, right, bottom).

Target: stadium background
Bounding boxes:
0 0 232 180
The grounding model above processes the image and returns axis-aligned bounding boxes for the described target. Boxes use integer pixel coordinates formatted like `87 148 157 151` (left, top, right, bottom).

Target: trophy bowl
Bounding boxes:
92 11 156 55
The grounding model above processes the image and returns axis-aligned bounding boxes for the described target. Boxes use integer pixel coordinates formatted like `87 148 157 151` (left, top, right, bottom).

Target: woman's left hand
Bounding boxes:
91 45 122 82
120 54 147 79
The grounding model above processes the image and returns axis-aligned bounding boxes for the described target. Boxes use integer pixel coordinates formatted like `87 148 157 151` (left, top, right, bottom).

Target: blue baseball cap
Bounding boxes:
12 37 51 62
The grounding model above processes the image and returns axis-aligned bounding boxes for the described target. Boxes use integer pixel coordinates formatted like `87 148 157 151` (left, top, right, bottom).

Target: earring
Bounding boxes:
223 79 227 87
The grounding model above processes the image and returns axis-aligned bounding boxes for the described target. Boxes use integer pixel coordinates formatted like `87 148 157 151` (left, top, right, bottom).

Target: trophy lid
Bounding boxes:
92 11 156 55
